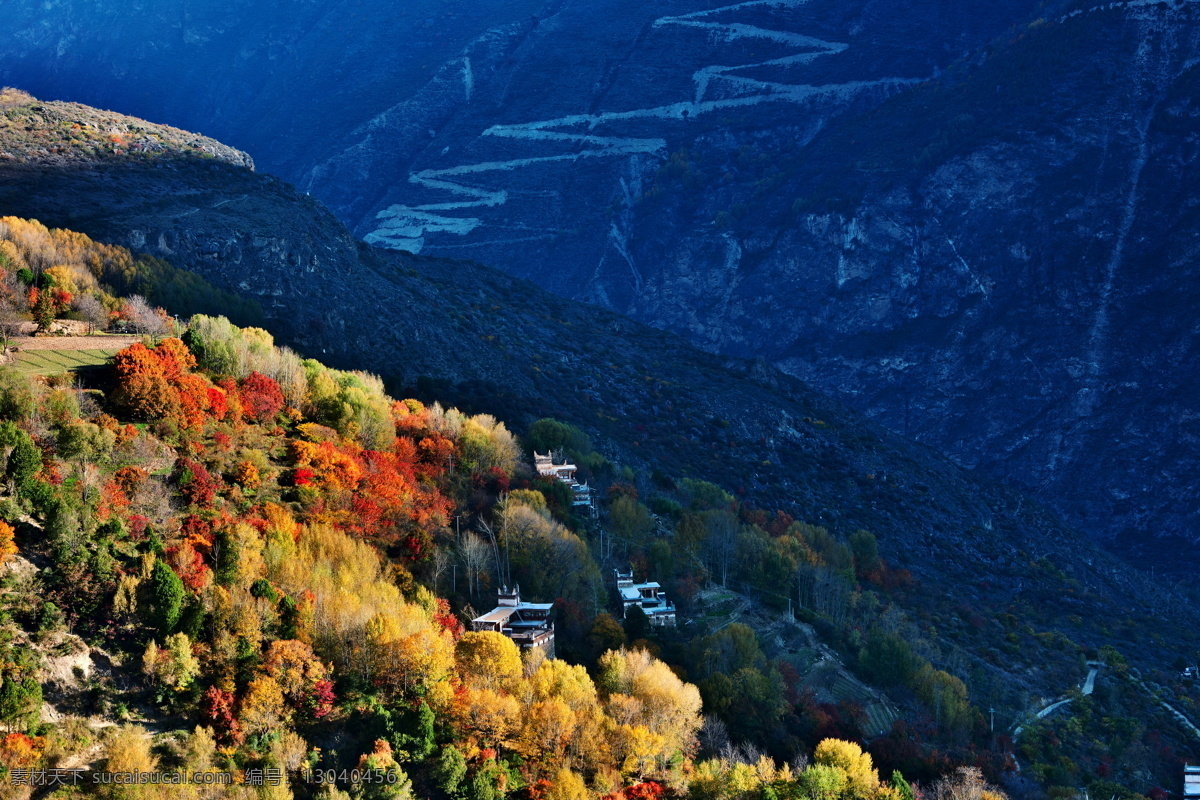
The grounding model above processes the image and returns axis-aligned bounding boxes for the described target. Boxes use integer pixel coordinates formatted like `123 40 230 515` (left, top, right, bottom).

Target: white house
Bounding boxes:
615 569 676 627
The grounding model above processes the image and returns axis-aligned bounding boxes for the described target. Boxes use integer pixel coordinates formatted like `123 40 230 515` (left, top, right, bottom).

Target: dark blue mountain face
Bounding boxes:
0 0 546 175
3 0 1197 556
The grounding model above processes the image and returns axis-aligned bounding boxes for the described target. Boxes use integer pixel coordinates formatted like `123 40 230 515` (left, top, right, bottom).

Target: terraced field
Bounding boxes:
9 348 119 376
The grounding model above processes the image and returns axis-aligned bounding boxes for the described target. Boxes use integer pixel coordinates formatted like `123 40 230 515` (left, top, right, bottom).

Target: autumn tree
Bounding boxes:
455 631 522 692
930 767 1007 800
101 725 158 799
240 371 284 423
0 520 16 566
239 675 288 738
814 738 880 800
142 633 201 697
598 648 703 778
31 285 55 332
198 686 241 745
263 639 334 719
354 740 415 800
113 342 179 420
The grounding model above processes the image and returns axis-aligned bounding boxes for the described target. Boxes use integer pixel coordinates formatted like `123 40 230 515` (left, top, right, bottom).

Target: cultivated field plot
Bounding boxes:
10 348 119 376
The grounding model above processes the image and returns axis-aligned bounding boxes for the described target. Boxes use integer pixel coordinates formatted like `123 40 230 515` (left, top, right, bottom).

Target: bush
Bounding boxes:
0 369 35 423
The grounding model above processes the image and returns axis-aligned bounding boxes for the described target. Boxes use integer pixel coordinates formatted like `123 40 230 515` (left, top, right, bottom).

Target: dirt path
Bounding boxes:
10 335 141 350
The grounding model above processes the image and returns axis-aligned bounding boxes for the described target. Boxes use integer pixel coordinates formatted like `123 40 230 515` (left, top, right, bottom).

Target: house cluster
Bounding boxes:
469 586 555 657
1184 765 1200 800
533 451 596 516
615 569 676 627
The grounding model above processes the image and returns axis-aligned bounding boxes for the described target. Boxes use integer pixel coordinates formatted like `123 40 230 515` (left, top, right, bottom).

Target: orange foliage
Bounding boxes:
114 339 227 429
263 503 300 541
0 520 16 566
113 342 179 419
0 732 44 769
176 373 214 429
96 480 129 521
289 436 450 557
290 439 364 490
233 460 261 490
216 378 244 423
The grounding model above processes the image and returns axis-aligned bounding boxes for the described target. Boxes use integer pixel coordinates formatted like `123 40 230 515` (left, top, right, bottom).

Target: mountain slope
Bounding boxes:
0 92 1196 711
3 0 1193 559
620 0 1200 555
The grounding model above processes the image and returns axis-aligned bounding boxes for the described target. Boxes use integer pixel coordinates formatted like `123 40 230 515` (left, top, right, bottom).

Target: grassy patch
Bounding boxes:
10 349 117 376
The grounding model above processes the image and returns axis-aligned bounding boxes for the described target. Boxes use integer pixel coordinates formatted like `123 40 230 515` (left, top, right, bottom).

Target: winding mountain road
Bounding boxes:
365 0 919 254
1013 661 1101 739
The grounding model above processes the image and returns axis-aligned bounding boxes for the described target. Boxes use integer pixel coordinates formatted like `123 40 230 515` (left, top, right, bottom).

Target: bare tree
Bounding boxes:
460 532 491 600
0 301 23 350
431 546 453 596
123 295 169 338
74 294 109 334
698 715 730 759
931 767 1002 800
72 462 103 504
271 347 307 408
0 269 28 349
704 510 739 586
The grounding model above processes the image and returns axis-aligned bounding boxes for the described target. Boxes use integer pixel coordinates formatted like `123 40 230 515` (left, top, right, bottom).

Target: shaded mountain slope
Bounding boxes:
622 0 1200 555
4 0 1193 559
0 95 1196 717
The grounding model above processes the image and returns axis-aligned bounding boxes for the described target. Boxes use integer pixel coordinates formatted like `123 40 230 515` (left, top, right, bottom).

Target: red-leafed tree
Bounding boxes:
174 457 218 506
239 372 284 423
199 686 242 745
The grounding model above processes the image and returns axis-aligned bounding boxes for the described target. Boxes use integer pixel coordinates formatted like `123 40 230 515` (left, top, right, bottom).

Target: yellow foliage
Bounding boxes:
0 520 17 566
455 631 522 692
102 725 157 799
456 686 520 749
599 648 702 760
529 659 597 713
240 676 288 736
814 739 879 800
617 724 665 781
545 768 591 800
515 697 576 765
228 523 266 590
367 606 455 705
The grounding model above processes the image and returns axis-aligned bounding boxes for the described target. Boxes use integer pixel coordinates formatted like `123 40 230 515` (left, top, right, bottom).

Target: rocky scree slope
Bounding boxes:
0 95 1196 712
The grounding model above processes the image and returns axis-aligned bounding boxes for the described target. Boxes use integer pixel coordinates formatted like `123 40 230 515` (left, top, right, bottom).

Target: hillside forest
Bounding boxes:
0 217 1191 800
